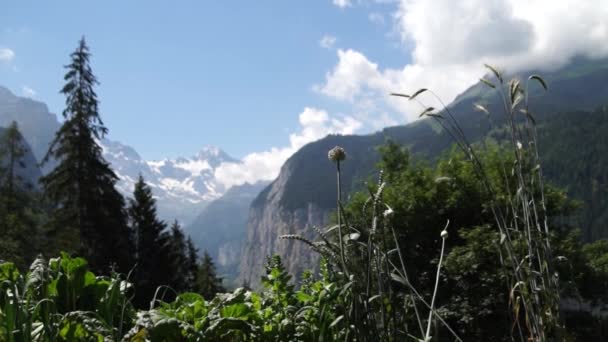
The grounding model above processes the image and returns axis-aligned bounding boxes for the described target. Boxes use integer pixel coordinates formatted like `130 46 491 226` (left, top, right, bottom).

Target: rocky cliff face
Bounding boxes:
237 163 332 287
0 87 60 174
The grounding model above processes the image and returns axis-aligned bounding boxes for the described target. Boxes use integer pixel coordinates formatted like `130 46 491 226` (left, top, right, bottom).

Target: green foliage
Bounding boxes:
583 240 608 275
123 255 350 341
0 254 134 341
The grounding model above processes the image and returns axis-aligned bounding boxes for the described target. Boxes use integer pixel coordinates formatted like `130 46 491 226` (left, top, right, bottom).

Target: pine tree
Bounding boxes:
40 37 133 273
1 122 29 207
0 122 41 268
128 175 171 308
162 222 205 296
197 250 225 299
167 220 188 293
185 237 199 291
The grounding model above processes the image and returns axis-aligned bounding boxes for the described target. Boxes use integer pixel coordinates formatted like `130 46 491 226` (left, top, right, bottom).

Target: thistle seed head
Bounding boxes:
328 146 346 162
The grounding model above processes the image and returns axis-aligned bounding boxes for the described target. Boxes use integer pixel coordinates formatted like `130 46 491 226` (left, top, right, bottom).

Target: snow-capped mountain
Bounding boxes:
0 85 240 224
101 140 238 224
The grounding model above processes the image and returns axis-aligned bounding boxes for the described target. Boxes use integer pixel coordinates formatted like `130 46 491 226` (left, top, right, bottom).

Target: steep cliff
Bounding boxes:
186 181 268 286
0 87 60 174
237 162 331 287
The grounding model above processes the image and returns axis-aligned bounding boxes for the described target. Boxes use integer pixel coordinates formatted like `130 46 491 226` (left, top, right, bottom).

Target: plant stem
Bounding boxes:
425 222 448 341
336 160 348 276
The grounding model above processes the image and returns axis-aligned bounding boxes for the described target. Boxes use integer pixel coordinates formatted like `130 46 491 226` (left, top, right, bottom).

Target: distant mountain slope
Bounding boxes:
0 86 239 223
238 57 608 286
537 107 608 241
0 87 60 174
185 181 269 286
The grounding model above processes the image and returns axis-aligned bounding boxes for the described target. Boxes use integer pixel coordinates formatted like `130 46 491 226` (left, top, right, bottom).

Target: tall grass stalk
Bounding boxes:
425 221 449 341
392 65 561 341
329 146 349 277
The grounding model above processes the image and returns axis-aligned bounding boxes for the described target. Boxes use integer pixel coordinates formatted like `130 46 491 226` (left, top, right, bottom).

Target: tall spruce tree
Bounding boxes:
167 220 189 293
41 37 133 272
1 122 29 206
197 250 225 299
0 122 41 268
185 237 199 290
128 175 171 308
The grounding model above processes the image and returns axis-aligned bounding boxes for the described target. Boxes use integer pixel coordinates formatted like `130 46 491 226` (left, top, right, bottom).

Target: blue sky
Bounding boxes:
0 1 405 160
2 0 607 187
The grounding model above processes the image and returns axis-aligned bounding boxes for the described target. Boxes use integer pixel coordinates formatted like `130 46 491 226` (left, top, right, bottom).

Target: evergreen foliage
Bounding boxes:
185 237 199 292
166 220 189 294
0 122 30 200
197 250 225 299
128 175 171 308
40 38 133 273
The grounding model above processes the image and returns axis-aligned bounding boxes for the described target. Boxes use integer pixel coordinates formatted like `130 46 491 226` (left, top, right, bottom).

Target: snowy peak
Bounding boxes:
99 140 239 224
195 145 233 162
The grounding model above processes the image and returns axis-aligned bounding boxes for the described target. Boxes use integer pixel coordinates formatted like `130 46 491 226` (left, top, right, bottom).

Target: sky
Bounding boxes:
1 0 608 188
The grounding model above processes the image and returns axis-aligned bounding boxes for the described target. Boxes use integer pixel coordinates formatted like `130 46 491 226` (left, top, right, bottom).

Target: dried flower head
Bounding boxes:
441 229 448 239
328 146 346 162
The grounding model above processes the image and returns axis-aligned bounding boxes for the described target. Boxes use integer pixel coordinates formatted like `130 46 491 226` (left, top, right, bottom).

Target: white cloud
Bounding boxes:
214 108 361 188
320 35 337 49
0 48 15 62
317 0 608 125
398 0 533 66
22 86 36 98
333 0 352 8
317 49 386 101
